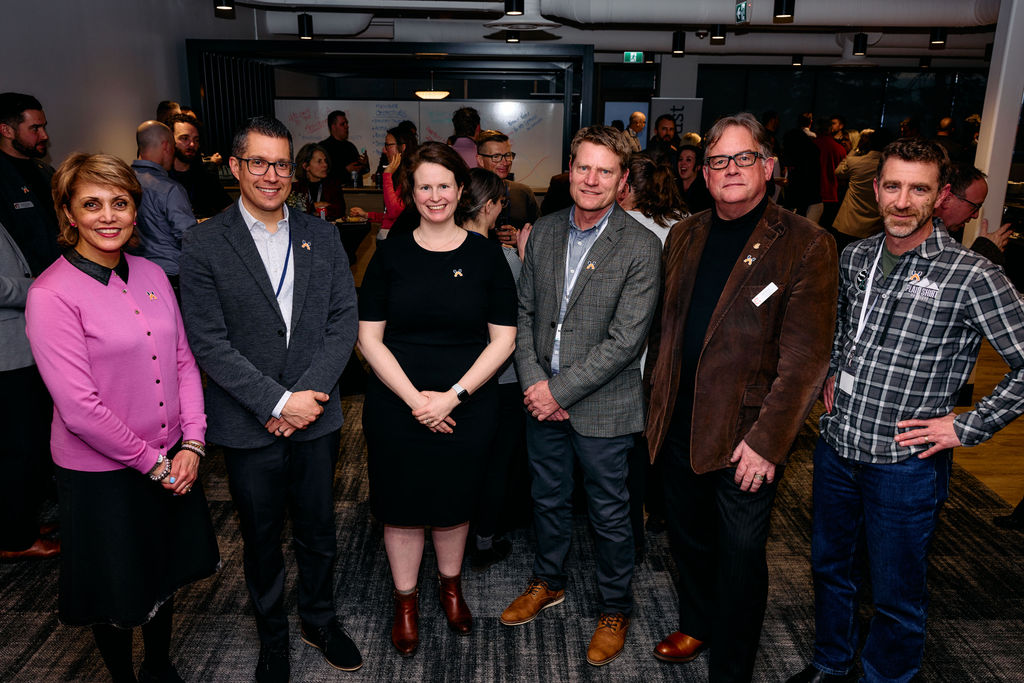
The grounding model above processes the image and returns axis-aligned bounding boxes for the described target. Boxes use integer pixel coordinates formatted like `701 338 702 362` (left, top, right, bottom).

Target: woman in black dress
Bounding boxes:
357 143 517 657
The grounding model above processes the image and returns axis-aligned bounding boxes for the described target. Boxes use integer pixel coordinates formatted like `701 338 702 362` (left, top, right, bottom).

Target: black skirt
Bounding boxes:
55 463 220 628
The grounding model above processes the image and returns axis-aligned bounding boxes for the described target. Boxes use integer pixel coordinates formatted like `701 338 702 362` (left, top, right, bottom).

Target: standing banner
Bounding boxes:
649 98 704 138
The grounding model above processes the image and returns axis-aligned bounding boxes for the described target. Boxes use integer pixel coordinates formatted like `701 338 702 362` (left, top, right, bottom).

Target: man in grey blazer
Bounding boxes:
501 126 662 666
180 117 361 682
0 218 58 560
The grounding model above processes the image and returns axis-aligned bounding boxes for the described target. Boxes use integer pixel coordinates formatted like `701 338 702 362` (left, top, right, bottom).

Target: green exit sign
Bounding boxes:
736 0 751 24
623 51 644 63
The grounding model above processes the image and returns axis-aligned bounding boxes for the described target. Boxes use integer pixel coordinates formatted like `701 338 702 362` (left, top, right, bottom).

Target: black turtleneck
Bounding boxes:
668 192 770 447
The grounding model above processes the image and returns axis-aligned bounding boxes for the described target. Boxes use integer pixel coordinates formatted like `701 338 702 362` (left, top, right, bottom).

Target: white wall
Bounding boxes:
1 0 259 164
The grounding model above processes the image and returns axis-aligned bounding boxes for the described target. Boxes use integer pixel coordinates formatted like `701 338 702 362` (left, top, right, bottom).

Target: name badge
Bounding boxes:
13 201 34 209
838 371 854 395
751 282 779 307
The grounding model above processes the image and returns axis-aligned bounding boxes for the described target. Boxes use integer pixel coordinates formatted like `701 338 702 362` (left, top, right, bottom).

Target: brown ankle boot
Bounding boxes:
438 573 473 634
391 589 419 656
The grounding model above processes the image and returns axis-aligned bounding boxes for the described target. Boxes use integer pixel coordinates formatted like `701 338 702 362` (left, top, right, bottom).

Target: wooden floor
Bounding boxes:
350 228 1024 508
957 340 1024 506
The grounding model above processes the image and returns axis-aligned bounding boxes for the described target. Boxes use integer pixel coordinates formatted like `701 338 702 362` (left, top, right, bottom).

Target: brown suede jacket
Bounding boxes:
644 200 838 473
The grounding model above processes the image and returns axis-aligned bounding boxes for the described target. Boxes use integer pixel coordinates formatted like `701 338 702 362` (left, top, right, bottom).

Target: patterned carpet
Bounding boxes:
1 398 1022 682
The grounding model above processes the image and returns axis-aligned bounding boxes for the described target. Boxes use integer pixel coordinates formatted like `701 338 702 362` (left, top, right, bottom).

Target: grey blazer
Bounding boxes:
180 203 358 449
515 204 662 438
0 219 34 372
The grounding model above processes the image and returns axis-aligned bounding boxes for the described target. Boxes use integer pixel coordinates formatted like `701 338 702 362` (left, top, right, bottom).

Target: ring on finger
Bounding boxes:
753 473 765 482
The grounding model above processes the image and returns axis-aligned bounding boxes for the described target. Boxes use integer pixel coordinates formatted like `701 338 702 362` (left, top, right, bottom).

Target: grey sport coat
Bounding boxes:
180 203 358 449
515 203 663 438
0 219 34 372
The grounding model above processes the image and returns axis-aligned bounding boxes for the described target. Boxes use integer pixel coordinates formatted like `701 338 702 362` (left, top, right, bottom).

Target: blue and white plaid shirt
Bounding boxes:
821 220 1024 464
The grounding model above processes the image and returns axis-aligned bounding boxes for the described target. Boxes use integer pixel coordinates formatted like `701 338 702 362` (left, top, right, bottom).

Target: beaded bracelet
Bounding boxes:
148 454 172 482
180 440 206 458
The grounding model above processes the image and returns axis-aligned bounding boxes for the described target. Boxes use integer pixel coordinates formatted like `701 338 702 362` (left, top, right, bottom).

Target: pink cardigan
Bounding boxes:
25 253 205 474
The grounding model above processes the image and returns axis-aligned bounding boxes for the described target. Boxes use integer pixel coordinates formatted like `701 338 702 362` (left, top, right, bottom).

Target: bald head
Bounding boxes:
628 111 646 133
137 120 174 170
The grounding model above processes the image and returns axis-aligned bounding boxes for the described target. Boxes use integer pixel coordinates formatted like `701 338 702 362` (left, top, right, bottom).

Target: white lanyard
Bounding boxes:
853 241 886 352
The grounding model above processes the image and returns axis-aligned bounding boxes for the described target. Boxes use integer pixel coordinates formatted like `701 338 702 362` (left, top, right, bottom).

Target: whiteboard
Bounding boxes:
275 99 564 190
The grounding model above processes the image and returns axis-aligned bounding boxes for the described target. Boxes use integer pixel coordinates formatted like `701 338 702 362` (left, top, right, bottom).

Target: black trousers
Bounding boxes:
0 365 52 551
473 382 526 540
224 430 340 647
661 439 782 683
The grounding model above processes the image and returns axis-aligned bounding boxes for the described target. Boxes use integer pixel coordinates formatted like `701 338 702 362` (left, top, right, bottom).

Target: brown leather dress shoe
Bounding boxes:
653 631 706 663
391 590 419 657
586 613 630 666
438 573 472 634
500 579 566 626
0 538 60 560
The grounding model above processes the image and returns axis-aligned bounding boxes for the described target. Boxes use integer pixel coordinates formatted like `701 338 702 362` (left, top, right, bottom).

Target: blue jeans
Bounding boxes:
810 438 951 683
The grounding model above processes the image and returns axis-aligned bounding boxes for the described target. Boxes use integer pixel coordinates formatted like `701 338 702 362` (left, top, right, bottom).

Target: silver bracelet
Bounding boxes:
179 443 205 458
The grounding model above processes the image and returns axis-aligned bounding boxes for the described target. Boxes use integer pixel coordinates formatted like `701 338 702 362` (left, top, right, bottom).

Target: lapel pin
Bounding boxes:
147 291 158 300
301 240 311 250
453 268 463 277
21 186 30 194
586 261 596 270
744 255 756 266
753 242 761 250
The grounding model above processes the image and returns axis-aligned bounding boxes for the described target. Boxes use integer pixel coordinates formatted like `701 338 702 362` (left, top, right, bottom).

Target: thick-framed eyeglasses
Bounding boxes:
705 151 763 170
235 156 296 177
480 152 516 163
952 193 983 213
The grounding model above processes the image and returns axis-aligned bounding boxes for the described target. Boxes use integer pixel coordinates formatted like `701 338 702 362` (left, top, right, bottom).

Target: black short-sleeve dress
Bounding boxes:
359 230 517 526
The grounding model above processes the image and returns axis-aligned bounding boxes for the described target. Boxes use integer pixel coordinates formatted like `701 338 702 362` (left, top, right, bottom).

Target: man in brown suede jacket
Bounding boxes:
644 112 838 682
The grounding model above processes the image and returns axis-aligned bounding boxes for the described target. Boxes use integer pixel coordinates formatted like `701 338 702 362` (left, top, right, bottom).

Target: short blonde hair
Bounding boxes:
569 125 632 171
52 153 142 248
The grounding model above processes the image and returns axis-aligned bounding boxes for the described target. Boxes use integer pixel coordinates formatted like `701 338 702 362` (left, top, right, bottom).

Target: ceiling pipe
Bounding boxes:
391 19 992 56
539 0 999 28
264 10 373 35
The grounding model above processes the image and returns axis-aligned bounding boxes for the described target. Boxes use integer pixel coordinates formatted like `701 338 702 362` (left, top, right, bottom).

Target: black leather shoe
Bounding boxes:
301 619 363 672
786 664 855 683
255 645 289 683
470 537 512 572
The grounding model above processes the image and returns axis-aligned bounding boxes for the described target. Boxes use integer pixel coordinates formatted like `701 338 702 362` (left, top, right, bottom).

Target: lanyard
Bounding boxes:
275 240 291 298
853 240 885 351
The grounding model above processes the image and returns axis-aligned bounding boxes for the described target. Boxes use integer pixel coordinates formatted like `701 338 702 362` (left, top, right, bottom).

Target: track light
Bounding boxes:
792 55 803 66
504 0 524 16
214 0 233 9
298 13 313 39
672 30 685 56
710 25 725 46
774 0 795 20
930 27 947 47
852 33 867 56
506 30 520 43
919 56 932 68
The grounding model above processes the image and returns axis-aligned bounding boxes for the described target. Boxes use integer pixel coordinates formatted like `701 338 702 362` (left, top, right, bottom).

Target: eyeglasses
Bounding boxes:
705 151 763 170
234 156 296 177
952 193 983 213
479 152 516 163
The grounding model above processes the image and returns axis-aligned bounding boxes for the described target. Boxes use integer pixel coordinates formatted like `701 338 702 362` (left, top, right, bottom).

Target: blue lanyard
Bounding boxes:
275 240 291 298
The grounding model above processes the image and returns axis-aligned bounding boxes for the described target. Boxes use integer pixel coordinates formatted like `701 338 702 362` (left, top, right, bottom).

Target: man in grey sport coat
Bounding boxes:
0 218 58 560
500 126 662 667
180 117 361 681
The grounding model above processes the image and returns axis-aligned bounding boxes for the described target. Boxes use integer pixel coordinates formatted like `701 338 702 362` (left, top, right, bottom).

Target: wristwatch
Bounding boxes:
452 383 469 402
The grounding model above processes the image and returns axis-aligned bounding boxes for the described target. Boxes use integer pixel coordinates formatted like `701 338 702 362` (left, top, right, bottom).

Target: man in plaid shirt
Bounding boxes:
788 138 1024 683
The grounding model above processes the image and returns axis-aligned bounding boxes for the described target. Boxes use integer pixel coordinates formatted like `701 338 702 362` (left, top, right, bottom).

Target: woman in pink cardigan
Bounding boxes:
349 126 412 239
25 153 218 683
